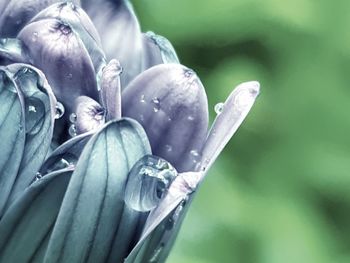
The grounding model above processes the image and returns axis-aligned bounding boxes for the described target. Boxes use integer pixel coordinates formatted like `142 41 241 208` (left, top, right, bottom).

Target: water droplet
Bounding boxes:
69 113 77 123
139 114 145 122
214 102 224 115
124 155 178 212
34 172 42 181
55 102 65 119
140 95 146 103
69 124 77 137
184 68 195 78
25 97 45 135
187 115 195 121
67 73 73 79
190 150 201 167
152 97 160 112
165 144 172 152
32 32 38 42
148 244 164 263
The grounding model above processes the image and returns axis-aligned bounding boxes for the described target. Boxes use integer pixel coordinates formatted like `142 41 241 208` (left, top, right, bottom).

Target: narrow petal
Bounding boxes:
0 68 26 217
0 168 73 262
99 59 122 121
126 172 201 263
142 31 179 70
72 96 105 135
122 64 209 172
0 0 80 37
199 81 260 173
44 119 151 263
84 0 143 87
4 64 57 208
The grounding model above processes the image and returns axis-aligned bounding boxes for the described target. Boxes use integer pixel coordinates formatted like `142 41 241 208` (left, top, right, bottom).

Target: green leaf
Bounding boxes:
0 168 73 262
0 68 25 217
44 118 151 263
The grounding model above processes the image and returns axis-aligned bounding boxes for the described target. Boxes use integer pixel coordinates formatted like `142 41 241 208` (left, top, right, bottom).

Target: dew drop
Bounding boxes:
165 144 172 152
124 155 178 212
187 115 195 121
152 97 160 112
68 124 77 137
148 244 164 263
25 97 45 135
214 102 224 115
55 102 65 119
140 94 146 103
34 172 42 181
69 113 77 123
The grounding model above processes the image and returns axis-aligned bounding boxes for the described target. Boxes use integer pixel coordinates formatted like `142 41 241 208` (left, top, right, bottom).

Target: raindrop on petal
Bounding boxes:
69 113 77 123
124 155 178 212
68 124 77 137
25 97 45 135
55 102 65 119
152 97 160 112
214 102 224 115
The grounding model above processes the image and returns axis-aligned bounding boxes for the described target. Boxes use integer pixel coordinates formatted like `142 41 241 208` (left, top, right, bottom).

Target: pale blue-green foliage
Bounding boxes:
134 0 350 262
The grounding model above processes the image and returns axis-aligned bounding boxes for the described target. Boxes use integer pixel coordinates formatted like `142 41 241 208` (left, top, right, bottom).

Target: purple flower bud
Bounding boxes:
0 0 81 37
17 2 104 112
122 64 209 172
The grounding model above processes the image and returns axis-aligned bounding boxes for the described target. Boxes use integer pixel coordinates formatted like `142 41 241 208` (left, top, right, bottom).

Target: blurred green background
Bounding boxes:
133 1 350 263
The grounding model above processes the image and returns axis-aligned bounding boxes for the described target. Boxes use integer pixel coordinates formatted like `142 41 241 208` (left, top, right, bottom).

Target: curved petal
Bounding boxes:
17 18 99 112
0 0 80 38
39 131 93 175
199 81 260 173
0 67 26 217
30 2 105 73
44 119 151 263
126 172 200 263
84 0 143 88
142 31 179 70
4 64 57 208
122 64 209 172
0 168 73 262
0 38 30 65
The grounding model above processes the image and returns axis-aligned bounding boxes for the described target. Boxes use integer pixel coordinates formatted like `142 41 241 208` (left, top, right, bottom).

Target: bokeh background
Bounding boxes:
133 1 350 263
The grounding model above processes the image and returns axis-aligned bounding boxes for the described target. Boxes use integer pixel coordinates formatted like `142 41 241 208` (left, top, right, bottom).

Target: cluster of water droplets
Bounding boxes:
68 113 77 137
124 155 178 212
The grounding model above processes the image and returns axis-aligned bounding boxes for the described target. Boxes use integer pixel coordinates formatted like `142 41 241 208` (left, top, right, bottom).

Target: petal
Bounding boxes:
39 131 93 175
199 81 260 173
44 119 151 263
4 64 57 208
0 168 73 262
17 18 99 112
142 31 179 70
0 67 26 217
99 59 122 121
126 172 200 263
0 0 80 37
31 2 105 73
0 38 30 65
122 64 209 172
73 95 105 135
83 0 143 88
